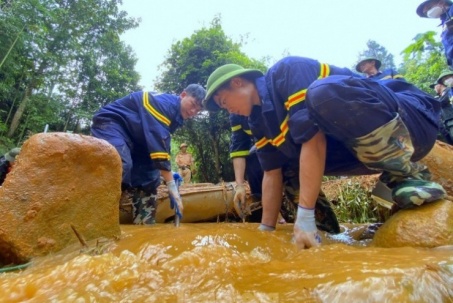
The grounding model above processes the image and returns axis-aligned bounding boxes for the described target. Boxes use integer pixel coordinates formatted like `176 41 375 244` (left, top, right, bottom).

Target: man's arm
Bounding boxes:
175 154 182 167
232 157 248 217
233 157 246 185
299 131 326 209
161 169 184 215
160 170 174 183
190 153 195 166
294 130 326 249
260 168 283 229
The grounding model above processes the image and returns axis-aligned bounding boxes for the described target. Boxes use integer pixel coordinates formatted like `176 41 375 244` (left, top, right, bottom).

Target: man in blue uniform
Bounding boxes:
434 70 453 143
229 113 262 219
355 57 404 80
229 113 340 234
417 0 453 66
204 56 446 249
91 84 206 225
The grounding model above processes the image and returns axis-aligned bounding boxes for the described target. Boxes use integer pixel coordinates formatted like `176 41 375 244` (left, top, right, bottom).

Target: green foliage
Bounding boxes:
332 180 385 224
401 31 447 93
0 0 141 142
155 16 267 183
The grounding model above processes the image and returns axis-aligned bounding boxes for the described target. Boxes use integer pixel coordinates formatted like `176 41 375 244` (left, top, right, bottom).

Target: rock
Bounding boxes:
371 200 453 248
421 140 453 194
0 133 122 265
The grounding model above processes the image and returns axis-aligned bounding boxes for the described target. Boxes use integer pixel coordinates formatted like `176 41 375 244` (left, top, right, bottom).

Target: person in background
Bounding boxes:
204 56 446 249
431 80 446 97
433 70 453 144
417 0 453 66
0 148 21 186
175 143 195 184
91 84 206 225
355 57 405 80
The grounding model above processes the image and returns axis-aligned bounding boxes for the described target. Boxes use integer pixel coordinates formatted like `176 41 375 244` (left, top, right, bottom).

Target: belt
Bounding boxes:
179 165 190 170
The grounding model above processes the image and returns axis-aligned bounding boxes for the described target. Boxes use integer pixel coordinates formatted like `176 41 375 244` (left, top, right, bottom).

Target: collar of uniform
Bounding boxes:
168 96 184 133
175 98 184 125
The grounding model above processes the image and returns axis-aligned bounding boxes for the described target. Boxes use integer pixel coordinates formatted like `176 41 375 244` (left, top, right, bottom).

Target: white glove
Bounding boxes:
167 180 184 217
294 206 321 249
258 224 275 231
233 184 249 218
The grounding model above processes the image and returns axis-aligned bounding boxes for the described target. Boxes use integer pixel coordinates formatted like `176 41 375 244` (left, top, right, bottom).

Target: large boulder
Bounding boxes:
421 140 453 194
0 133 122 265
371 200 453 248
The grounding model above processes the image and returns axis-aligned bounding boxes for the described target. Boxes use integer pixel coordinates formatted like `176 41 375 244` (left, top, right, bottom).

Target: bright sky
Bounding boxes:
120 0 443 91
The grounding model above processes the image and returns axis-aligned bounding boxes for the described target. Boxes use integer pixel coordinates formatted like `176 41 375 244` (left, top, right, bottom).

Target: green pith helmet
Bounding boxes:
203 64 263 112
355 57 382 73
436 70 453 84
4 148 21 163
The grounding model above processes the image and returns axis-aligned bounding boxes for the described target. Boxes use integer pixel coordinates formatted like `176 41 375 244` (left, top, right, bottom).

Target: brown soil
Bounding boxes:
321 174 380 201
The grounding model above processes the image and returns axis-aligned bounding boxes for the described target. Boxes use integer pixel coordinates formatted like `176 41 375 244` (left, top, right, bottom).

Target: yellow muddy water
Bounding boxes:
0 223 452 302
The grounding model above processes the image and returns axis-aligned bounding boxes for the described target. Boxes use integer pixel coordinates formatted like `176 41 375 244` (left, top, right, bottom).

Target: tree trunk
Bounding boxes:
211 136 221 183
16 113 30 146
7 84 32 138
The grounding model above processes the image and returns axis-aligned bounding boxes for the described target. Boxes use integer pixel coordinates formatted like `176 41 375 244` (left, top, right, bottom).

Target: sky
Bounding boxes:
119 0 444 91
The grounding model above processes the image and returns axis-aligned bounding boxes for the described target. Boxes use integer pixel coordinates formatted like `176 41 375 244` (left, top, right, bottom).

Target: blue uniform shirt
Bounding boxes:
440 6 453 66
251 57 358 170
229 114 254 159
92 91 183 171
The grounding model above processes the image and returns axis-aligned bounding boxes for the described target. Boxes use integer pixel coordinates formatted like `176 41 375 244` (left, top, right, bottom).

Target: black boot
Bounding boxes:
283 180 340 234
314 191 340 234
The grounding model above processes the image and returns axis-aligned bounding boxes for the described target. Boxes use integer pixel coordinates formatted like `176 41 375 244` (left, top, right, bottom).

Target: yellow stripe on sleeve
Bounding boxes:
150 152 171 160
319 63 330 79
230 150 250 158
255 137 271 149
143 92 171 126
285 89 307 110
231 125 242 132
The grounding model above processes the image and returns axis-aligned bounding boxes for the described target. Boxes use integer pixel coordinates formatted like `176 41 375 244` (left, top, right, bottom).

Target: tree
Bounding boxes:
401 31 447 93
0 0 140 145
155 16 267 183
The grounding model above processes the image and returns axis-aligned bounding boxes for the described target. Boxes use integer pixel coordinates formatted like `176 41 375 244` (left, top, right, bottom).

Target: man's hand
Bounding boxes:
233 184 249 218
167 180 183 218
294 205 321 249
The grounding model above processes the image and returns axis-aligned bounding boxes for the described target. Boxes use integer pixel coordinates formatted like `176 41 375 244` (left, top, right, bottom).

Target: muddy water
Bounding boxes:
0 223 452 302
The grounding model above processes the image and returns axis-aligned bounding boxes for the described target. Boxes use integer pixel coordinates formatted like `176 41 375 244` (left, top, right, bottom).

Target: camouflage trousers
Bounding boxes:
351 114 446 209
132 190 157 225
